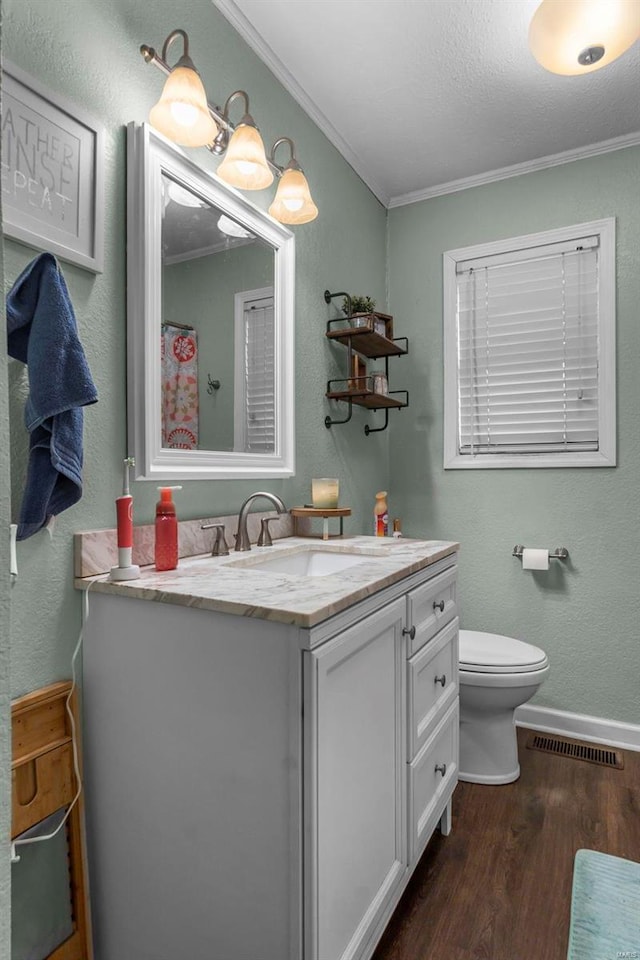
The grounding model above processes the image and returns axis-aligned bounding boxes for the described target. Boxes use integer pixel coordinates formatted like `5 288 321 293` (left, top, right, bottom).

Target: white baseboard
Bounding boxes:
515 705 640 753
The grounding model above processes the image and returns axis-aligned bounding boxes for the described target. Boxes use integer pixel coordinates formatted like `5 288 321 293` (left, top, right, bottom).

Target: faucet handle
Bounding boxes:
257 517 279 547
201 522 230 557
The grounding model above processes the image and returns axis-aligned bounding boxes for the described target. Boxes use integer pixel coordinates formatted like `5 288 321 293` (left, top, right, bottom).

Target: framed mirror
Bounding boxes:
127 122 295 479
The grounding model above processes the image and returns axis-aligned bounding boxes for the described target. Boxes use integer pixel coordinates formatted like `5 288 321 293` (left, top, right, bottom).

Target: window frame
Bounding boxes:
233 286 275 454
443 218 616 469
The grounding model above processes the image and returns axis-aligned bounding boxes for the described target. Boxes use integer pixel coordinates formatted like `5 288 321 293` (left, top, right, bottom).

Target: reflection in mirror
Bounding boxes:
127 123 295 480
160 173 275 453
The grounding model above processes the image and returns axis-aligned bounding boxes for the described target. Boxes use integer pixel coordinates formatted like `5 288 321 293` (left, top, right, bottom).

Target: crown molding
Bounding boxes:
212 0 390 207
389 131 640 208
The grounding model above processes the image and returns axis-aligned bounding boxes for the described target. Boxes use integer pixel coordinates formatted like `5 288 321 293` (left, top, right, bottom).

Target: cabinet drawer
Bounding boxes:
408 700 459 864
407 617 459 760
406 566 457 656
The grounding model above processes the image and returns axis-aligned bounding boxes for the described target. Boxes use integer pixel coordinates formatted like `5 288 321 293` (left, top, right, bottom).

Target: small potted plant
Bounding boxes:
342 294 376 328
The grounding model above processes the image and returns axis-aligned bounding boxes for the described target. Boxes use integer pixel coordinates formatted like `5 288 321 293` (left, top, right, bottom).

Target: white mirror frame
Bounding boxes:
126 122 295 480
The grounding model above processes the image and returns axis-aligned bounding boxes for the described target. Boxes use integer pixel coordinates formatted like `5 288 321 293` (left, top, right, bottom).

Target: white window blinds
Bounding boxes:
455 237 600 456
244 298 275 453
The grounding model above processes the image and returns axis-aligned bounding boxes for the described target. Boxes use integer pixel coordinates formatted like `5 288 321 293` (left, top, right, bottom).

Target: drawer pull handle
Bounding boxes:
433 600 445 612
434 674 446 687
435 763 447 777
402 625 416 640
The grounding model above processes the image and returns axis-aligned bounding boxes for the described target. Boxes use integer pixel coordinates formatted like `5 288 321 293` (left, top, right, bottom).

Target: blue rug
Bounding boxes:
567 849 640 960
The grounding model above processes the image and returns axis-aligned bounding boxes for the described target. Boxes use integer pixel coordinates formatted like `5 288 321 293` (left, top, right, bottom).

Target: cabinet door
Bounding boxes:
305 598 407 960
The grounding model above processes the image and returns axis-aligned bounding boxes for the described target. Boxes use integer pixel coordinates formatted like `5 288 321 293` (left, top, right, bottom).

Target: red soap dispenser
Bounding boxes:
155 486 182 571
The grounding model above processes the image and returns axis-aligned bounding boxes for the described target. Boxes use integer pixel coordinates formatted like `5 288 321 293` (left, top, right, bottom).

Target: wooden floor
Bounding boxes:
373 728 640 960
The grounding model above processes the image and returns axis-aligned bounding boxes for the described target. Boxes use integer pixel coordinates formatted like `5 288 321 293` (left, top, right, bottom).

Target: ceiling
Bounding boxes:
213 0 640 207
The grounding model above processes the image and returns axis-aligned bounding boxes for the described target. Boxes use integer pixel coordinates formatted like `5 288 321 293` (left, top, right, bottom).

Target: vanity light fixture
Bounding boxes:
529 0 640 75
268 138 318 225
140 30 318 224
214 91 273 190
147 30 218 146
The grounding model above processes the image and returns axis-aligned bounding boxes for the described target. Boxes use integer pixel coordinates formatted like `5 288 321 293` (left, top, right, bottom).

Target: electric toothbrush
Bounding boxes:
109 457 141 581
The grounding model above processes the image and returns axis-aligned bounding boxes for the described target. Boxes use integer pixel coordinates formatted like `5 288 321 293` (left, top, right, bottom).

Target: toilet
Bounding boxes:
458 629 550 785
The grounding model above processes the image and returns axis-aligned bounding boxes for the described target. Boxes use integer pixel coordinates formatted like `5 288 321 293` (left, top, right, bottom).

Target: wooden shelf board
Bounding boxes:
326 328 407 359
326 390 406 410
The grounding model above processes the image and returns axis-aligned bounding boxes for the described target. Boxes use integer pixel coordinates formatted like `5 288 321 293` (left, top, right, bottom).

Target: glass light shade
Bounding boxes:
216 124 274 190
268 167 318 224
217 214 253 238
167 180 206 207
529 0 640 75
149 64 218 146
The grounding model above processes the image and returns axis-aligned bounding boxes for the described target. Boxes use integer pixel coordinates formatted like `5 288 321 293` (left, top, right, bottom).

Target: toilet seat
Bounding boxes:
459 629 548 674
458 629 550 784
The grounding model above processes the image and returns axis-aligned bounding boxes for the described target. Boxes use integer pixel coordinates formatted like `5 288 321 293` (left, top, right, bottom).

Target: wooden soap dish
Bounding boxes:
290 507 351 540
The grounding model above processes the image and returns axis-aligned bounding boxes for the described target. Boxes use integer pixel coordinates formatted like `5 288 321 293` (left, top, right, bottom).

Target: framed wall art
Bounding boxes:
1 61 104 273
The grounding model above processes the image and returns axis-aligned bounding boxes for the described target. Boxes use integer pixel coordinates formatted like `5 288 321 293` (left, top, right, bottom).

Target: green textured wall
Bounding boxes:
5 0 637 953
3 0 387 952
4 0 388 701
388 147 640 724
0 3 14 949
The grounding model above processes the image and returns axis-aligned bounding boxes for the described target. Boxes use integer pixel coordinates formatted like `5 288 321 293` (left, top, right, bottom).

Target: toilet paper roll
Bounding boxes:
522 548 549 570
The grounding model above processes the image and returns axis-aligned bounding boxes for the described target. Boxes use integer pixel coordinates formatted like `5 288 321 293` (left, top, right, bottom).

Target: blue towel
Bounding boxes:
6 253 98 540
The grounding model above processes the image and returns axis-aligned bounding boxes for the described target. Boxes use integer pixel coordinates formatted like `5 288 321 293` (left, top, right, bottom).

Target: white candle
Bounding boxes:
312 478 339 509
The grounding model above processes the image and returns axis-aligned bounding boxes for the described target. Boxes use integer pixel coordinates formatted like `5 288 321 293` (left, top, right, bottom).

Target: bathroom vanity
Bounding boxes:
78 537 459 960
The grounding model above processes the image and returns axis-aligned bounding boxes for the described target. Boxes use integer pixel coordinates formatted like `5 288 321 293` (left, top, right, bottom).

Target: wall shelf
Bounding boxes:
323 289 409 434
326 381 409 410
326 322 408 359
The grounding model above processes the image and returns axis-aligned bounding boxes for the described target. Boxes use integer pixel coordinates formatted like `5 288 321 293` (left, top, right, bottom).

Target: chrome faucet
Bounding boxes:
235 492 287 552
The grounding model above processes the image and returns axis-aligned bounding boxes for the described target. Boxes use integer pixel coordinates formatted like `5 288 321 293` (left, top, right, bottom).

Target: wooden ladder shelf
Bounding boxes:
12 681 93 960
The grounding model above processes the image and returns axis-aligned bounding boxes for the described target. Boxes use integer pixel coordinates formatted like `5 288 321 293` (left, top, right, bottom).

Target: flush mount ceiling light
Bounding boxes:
141 29 317 225
268 138 318 225
217 214 253 238
529 0 640 75
166 180 207 207
147 30 218 146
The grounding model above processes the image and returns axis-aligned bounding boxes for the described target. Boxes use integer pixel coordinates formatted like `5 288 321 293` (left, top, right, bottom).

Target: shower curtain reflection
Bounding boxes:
161 321 199 449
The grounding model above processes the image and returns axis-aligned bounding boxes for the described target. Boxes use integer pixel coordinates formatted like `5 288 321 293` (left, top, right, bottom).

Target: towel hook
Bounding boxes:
207 374 221 394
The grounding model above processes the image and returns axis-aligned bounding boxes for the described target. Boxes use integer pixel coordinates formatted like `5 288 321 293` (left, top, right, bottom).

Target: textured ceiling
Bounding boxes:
213 0 640 206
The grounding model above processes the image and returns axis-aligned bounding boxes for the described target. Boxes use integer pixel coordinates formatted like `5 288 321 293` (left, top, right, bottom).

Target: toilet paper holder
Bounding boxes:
512 545 569 561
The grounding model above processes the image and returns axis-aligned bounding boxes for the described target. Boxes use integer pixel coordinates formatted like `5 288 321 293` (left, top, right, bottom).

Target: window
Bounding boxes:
443 219 616 468
234 287 275 453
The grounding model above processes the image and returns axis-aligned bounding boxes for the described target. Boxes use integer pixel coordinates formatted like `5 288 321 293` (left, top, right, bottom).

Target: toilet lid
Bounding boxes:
459 630 548 674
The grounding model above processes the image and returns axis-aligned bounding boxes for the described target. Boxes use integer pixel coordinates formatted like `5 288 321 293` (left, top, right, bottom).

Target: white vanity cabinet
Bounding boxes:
81 549 458 960
304 598 407 960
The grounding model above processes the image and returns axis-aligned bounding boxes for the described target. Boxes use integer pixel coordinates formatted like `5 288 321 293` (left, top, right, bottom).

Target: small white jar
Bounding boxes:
371 370 388 395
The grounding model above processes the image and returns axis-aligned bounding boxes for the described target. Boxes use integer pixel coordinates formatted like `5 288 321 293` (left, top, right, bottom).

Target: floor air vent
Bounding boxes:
526 733 624 769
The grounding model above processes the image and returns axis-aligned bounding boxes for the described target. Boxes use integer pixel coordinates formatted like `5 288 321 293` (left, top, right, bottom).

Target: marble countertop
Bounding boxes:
75 536 459 628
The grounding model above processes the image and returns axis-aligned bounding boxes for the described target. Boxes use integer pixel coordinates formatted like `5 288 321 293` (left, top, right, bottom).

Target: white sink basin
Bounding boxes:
229 548 371 577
